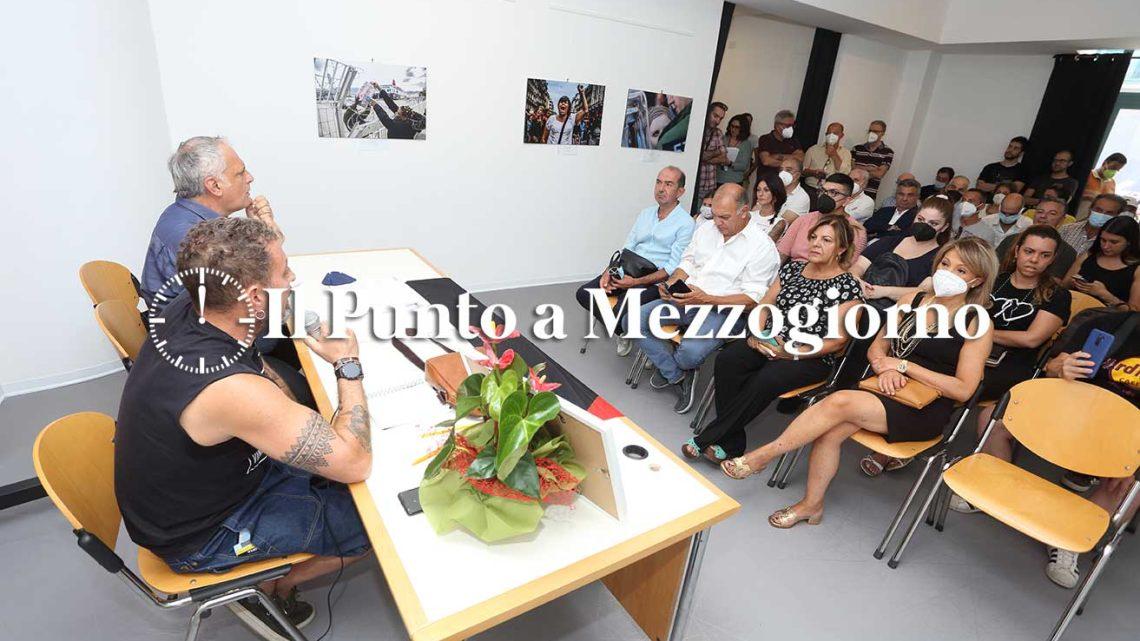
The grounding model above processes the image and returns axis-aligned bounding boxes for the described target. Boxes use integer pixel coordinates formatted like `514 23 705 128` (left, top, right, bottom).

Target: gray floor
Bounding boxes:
1 281 1136 641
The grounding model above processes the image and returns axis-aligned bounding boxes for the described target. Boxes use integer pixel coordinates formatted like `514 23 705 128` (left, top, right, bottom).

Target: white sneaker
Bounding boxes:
615 336 632 357
1045 547 1080 589
948 493 979 514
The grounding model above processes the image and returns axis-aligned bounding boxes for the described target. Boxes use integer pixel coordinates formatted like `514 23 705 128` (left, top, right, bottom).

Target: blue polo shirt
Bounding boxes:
622 204 693 275
140 198 222 304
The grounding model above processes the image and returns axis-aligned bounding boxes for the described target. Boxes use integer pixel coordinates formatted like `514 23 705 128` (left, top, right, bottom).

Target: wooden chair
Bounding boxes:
1068 290 1106 320
885 380 1140 641
95 299 147 370
79 260 141 306
32 412 313 641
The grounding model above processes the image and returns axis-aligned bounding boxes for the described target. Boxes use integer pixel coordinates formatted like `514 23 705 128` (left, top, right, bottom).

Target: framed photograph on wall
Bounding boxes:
622 90 691 152
314 58 427 140
524 78 605 146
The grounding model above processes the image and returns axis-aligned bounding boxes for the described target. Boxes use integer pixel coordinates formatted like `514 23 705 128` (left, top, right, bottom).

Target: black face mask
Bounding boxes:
817 194 837 214
910 222 937 242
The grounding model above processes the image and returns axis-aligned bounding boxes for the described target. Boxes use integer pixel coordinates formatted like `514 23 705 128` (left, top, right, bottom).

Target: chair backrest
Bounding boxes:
1068 291 1104 323
1002 379 1140 478
95 299 146 363
79 260 139 306
32 413 122 549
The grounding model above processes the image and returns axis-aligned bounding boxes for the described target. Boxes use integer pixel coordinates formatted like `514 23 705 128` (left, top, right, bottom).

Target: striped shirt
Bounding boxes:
699 127 724 198
852 142 895 198
1058 221 1099 256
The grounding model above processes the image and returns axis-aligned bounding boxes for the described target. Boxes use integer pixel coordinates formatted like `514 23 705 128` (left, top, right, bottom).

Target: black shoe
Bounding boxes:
227 589 315 641
673 370 699 414
1061 471 1096 493
649 370 671 389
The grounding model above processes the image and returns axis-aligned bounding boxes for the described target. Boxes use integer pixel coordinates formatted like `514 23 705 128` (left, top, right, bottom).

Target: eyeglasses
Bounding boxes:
821 188 850 199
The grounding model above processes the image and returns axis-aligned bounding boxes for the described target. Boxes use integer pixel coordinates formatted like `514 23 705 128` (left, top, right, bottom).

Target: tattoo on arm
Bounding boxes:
283 412 335 473
346 404 371 453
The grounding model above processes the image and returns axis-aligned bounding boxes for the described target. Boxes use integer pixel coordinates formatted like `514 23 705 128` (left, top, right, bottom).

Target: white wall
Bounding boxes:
146 0 723 297
0 0 172 390
941 0 1139 44
820 35 911 147
904 53 1054 188
713 13 814 133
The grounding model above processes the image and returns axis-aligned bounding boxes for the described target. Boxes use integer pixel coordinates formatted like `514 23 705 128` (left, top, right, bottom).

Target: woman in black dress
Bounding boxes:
681 215 864 462
720 237 996 529
1063 216 1140 312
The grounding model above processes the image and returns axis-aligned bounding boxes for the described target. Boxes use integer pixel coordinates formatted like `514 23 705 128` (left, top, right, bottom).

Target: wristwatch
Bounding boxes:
334 357 364 381
895 359 909 374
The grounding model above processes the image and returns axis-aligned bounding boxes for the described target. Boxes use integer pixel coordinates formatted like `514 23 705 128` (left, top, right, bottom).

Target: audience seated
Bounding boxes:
844 167 876 223
802 122 852 192
719 238 996 533
717 114 754 188
1063 215 1140 311
851 120 894 200
698 102 728 200
956 188 987 235
117 217 372 634
777 174 868 263
996 196 1077 277
1022 184 1075 226
864 178 921 239
1080 152 1128 212
961 192 1031 247
141 136 281 305
976 136 1029 194
946 174 971 196
682 215 864 462
921 166 954 200
778 157 813 225
1058 193 1127 255
978 181 1015 218
879 172 916 210
1023 149 1078 207
637 184 780 413
576 167 694 355
749 171 789 240
753 109 804 182
854 196 953 307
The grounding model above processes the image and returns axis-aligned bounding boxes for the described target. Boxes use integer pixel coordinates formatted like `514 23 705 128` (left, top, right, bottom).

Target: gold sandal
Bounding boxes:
768 506 823 529
721 456 765 480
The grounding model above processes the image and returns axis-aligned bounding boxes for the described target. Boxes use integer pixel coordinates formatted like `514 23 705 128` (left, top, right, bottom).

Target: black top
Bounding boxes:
116 292 271 557
989 273 1071 364
978 161 1024 189
996 234 1077 279
890 292 976 375
772 261 862 361
851 143 895 197
863 235 938 287
1057 312 1140 408
1079 258 1139 304
864 205 918 238
1027 174 1080 204
920 184 941 201
754 132 803 178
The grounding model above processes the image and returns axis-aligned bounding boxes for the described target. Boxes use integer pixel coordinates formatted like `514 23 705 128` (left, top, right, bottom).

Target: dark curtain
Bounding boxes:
794 28 842 150
1024 52 1132 209
691 1 735 213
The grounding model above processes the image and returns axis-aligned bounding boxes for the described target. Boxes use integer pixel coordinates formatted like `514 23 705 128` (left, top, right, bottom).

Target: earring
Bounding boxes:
254 309 266 320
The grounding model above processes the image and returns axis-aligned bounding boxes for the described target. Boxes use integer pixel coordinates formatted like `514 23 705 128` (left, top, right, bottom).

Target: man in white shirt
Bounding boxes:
962 192 1031 247
844 167 875 222
779 157 811 225
802 122 852 191
635 184 780 414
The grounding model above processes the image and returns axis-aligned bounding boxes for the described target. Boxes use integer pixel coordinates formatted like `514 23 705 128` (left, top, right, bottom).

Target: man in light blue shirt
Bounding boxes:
141 136 280 305
576 166 693 355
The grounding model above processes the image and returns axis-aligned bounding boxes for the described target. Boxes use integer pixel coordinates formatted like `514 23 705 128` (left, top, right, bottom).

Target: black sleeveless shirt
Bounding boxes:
115 292 270 557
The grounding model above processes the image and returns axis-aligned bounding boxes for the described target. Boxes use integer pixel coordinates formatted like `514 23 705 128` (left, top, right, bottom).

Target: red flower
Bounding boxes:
469 323 521 346
527 367 561 392
475 344 516 371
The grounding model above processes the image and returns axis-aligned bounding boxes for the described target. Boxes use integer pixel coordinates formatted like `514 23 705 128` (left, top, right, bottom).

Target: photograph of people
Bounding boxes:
313 58 426 140
524 79 605 145
623 90 692 152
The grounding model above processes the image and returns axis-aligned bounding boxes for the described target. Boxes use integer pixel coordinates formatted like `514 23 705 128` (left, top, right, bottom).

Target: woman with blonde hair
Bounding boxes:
720 237 997 530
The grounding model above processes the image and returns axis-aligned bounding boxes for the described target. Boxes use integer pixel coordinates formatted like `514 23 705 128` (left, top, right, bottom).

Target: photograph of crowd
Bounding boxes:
314 58 427 140
524 78 605 145
622 90 692 152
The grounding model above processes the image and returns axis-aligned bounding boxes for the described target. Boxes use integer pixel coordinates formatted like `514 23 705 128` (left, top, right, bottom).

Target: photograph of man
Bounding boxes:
524 78 605 146
314 58 426 140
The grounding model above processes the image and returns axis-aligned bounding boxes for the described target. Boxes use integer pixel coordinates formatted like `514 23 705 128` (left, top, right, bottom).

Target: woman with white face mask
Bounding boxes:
983 182 1015 217
719 238 996 531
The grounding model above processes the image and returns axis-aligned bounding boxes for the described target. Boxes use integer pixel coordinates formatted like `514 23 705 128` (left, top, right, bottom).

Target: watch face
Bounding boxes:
339 361 363 379
147 267 258 374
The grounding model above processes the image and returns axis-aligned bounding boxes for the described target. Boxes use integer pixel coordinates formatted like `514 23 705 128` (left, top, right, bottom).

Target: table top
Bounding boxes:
290 247 739 641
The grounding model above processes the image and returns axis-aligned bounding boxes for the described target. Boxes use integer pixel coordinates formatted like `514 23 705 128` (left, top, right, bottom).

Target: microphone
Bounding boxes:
304 311 323 339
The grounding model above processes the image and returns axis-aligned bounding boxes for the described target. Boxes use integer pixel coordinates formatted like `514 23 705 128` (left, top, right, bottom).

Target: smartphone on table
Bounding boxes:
1080 329 1114 377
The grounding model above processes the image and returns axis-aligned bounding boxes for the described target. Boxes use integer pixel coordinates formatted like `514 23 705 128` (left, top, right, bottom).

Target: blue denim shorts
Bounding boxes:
164 461 371 574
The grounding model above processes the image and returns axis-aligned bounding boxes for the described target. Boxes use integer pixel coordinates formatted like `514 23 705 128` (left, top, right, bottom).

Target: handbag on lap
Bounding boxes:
858 375 942 410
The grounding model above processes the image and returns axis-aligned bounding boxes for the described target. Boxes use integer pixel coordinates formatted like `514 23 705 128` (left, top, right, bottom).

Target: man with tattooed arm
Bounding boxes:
115 217 372 640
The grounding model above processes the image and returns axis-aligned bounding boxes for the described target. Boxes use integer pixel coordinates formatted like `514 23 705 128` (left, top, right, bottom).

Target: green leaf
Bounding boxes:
435 417 458 428
507 353 529 382
531 434 568 460
455 395 483 420
481 372 498 405
525 391 561 425
458 373 485 399
423 429 456 480
461 420 495 448
496 416 545 479
488 370 521 421
499 369 521 396
500 390 527 425
501 452 541 499
466 444 497 479
561 460 587 482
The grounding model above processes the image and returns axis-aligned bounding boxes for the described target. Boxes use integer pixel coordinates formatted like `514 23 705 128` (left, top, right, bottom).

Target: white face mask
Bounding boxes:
699 205 713 219
932 269 971 298
852 182 863 195
867 131 880 143
958 202 977 218
779 170 794 186
992 193 1006 207
825 133 840 145
781 126 794 139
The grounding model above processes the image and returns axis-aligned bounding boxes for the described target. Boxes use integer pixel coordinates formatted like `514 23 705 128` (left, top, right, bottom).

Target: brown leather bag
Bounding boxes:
425 352 476 407
858 375 942 410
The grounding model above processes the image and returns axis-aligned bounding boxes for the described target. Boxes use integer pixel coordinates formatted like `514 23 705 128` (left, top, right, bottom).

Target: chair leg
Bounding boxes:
874 453 941 560
766 453 788 488
1127 512 1138 535
186 604 207 641
1049 534 1125 641
887 474 946 568
630 352 649 389
934 481 953 531
254 590 307 641
625 349 643 385
776 446 805 489
690 376 715 432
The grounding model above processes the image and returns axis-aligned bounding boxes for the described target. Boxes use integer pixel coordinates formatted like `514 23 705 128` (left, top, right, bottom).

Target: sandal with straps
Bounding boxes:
769 506 823 529
681 439 701 459
721 456 765 479
704 445 727 463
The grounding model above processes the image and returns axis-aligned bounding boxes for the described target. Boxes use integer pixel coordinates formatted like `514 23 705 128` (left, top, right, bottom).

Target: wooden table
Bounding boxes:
291 248 738 641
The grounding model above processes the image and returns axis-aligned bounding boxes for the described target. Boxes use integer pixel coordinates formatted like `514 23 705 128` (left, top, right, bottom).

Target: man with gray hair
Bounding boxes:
752 109 804 181
140 136 280 304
